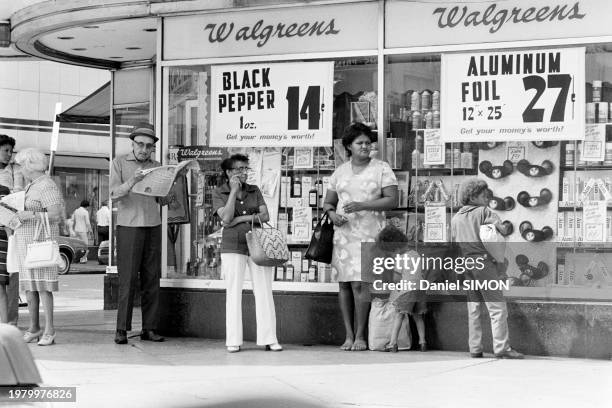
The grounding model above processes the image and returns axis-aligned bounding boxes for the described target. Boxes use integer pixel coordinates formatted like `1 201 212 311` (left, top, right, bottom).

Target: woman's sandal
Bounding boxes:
38 332 56 346
227 346 240 353
23 330 43 343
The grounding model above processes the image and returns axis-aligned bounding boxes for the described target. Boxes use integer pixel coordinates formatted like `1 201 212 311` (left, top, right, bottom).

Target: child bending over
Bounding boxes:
376 225 427 352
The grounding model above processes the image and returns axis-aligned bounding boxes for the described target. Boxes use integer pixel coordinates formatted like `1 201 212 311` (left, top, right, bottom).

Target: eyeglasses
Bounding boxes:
134 141 155 150
231 166 251 172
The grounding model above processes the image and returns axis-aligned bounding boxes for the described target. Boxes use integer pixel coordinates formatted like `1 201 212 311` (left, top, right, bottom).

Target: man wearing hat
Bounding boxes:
110 123 166 344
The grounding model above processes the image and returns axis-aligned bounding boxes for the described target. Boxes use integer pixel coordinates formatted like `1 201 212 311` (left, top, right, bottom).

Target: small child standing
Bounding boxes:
376 225 427 352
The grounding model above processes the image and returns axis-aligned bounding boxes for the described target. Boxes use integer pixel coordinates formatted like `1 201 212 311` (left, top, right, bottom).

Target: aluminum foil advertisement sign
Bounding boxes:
441 47 585 142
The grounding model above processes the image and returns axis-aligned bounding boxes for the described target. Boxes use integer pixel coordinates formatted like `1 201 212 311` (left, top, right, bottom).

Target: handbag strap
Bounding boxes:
250 214 264 230
32 214 43 242
42 212 52 240
32 213 52 242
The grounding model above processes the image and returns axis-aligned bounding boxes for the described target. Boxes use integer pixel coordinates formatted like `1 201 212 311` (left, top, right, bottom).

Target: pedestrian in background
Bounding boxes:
0 134 23 327
72 200 92 262
14 148 65 346
110 123 167 345
96 200 111 243
323 122 398 351
451 178 523 359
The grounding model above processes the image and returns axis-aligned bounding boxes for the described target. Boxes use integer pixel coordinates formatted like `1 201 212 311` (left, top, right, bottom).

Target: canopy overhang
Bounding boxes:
56 82 110 124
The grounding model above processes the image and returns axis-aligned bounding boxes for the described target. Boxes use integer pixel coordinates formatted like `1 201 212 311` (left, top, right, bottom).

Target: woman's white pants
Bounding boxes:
222 253 278 347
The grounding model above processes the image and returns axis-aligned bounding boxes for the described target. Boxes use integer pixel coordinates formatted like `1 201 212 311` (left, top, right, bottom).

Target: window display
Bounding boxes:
163 58 378 285
384 47 612 298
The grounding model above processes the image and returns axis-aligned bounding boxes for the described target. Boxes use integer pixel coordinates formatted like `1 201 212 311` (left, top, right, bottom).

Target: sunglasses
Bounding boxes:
231 166 251 172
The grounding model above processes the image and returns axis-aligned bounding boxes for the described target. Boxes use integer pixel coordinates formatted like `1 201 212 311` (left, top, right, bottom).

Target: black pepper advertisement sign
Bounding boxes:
210 62 333 147
441 47 585 142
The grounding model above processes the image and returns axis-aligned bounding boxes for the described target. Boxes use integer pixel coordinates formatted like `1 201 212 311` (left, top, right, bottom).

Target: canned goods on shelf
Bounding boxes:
596 102 609 123
421 90 432 111
586 103 596 123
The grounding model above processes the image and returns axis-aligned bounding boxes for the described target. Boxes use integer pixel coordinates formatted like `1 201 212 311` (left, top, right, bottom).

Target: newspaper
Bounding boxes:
1 191 25 211
131 160 200 197
0 202 21 229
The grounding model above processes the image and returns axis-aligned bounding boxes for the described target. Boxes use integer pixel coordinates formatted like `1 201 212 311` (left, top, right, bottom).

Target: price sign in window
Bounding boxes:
441 47 585 142
210 61 334 147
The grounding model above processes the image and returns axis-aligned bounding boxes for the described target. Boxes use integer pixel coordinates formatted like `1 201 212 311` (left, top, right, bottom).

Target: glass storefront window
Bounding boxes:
53 167 109 244
383 46 612 297
163 58 378 282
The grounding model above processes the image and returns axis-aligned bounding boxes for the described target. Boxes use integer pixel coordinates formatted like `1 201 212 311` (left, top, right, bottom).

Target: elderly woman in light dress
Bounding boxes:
13 148 65 346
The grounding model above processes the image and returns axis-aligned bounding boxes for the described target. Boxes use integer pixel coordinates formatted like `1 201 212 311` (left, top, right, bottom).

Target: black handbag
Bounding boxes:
304 212 334 264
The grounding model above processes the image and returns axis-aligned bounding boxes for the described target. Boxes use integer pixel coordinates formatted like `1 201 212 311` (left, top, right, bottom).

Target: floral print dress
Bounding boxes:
329 158 397 282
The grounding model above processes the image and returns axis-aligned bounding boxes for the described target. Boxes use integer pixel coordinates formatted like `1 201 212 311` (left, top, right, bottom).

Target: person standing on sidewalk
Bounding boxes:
0 185 11 324
110 123 166 345
451 178 523 359
71 200 92 262
96 200 110 243
14 148 65 346
323 123 398 351
0 134 24 327
212 154 282 353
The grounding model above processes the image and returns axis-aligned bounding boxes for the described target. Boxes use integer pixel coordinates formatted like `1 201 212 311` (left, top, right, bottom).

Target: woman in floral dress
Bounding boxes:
14 148 65 346
323 123 398 351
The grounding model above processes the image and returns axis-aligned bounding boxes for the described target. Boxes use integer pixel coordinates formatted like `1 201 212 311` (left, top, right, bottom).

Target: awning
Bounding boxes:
56 82 110 124
53 155 110 171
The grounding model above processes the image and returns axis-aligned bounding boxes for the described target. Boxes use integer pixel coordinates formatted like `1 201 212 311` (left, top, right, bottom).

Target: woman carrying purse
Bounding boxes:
14 148 65 346
212 154 282 353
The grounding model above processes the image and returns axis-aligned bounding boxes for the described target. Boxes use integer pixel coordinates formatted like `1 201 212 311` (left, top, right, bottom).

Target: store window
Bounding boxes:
52 167 109 244
384 46 612 298
163 58 378 283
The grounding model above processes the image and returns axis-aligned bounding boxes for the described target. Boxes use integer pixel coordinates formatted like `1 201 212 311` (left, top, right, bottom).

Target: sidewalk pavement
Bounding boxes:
8 308 610 408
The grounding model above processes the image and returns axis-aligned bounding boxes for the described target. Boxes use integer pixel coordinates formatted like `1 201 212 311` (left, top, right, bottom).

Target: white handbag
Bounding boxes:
24 213 62 270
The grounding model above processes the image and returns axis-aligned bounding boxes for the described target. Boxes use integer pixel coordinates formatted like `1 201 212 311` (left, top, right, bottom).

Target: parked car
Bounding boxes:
98 240 109 265
56 236 88 275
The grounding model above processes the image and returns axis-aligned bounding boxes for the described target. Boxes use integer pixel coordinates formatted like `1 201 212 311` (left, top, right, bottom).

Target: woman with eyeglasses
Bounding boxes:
212 153 282 353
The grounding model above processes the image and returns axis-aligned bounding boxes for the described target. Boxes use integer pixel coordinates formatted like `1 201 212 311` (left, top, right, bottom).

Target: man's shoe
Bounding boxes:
140 330 165 342
470 352 483 358
495 349 524 359
114 330 128 345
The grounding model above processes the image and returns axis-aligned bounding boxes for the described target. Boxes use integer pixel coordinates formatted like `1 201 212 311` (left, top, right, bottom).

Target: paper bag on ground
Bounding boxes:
132 160 199 197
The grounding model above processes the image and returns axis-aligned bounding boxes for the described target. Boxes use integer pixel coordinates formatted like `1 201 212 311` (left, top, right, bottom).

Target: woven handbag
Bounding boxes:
246 215 290 267
24 213 62 270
